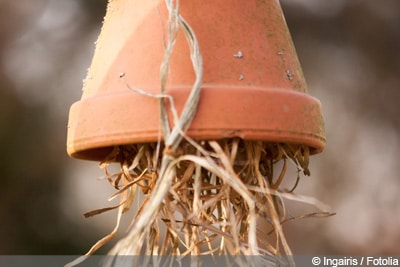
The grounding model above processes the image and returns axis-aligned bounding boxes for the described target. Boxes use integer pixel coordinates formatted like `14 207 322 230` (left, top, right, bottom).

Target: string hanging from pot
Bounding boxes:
107 0 205 257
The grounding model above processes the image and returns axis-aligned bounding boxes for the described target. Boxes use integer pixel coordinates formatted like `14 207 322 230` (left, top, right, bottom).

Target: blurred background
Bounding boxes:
0 0 399 255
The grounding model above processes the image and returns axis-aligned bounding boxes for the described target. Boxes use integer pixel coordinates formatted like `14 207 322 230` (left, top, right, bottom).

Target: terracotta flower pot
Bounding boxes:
67 0 325 161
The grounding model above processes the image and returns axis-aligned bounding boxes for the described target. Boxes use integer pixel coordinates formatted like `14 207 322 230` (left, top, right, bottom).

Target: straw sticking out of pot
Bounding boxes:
66 139 334 267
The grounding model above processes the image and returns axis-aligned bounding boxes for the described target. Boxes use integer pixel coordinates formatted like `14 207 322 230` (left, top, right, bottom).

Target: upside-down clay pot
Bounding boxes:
67 0 326 161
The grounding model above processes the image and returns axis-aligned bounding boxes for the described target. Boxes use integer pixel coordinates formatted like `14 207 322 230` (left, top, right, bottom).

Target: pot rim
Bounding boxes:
67 86 325 161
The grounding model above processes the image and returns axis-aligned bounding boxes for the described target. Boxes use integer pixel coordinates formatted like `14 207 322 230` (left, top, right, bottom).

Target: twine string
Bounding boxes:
107 0 204 258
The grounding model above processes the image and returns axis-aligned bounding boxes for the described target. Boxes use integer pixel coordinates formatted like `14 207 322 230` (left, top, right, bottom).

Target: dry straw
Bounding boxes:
66 1 333 266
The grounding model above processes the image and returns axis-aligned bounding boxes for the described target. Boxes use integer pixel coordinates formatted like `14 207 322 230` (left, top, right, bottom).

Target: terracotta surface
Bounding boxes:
67 0 326 161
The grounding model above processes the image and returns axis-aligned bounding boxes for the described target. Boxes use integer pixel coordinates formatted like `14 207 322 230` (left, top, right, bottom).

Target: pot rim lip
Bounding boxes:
67 86 325 161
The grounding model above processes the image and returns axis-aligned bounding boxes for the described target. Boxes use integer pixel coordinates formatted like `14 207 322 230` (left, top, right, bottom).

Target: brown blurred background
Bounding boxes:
0 0 399 255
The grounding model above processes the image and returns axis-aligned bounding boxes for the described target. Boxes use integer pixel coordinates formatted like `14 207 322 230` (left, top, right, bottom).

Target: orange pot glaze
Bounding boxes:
67 0 325 161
